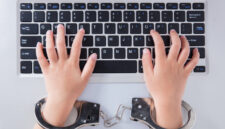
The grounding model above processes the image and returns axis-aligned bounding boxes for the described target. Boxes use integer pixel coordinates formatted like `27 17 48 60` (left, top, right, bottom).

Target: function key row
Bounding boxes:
20 3 204 10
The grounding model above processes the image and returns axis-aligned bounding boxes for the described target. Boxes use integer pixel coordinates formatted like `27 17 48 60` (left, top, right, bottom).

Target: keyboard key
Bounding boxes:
108 36 119 46
140 48 151 58
53 24 64 34
194 23 205 34
61 3 72 9
111 11 122 22
74 3 86 9
187 11 204 22
130 23 141 34
83 36 93 46
34 61 42 73
121 36 132 46
193 3 204 9
95 36 106 46
149 11 160 21
186 36 205 46
143 23 154 34
21 61 32 73
136 11 147 22
98 11 109 22
80 48 87 59
167 3 178 9
80 60 137 73
139 61 143 73
189 48 205 58
60 11 71 22
146 36 154 46
48 3 59 9
20 24 38 34
114 3 126 9
168 23 179 33
102 48 113 59
105 23 115 34
79 24 90 34
115 48 125 59
118 24 128 34
194 66 205 72
34 11 45 22
174 11 185 22
69 36 75 46
20 11 32 22
162 36 170 46
134 36 144 46
88 3 99 9
20 3 32 10
40 24 51 34
155 23 167 34
101 3 112 9
153 3 165 9
127 48 138 59
92 23 103 34
21 36 41 47
21 49 36 59
127 3 139 9
181 23 192 34
162 11 173 21
47 11 58 22
140 3 152 9
85 11 96 22
89 48 100 59
34 3 46 10
180 3 191 9
72 11 83 22
124 11 135 22
66 24 77 34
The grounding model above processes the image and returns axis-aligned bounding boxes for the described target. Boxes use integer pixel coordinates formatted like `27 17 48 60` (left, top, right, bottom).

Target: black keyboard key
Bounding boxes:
193 3 204 9
83 36 93 46
149 11 160 21
194 23 205 34
89 48 100 59
121 36 132 46
162 11 173 22
101 3 112 9
187 11 204 22
60 11 71 22
128 48 138 59
98 11 109 22
80 60 137 73
189 48 205 58
139 61 143 73
40 24 51 34
88 3 99 9
48 3 59 9
174 11 185 22
180 3 191 9
181 23 192 34
74 3 86 9
53 24 64 34
105 23 115 34
20 11 32 22
140 3 152 9
134 36 144 46
61 3 72 9
127 3 139 9
95 36 106 46
21 49 36 59
130 23 141 34
111 11 122 22
47 11 58 22
115 48 125 59
102 48 113 59
92 23 103 34
69 36 75 46
34 11 45 22
143 23 154 34
34 3 46 10
167 3 178 9
146 36 154 46
85 11 96 22
124 11 135 22
186 36 205 46
21 61 32 73
153 3 165 9
168 23 179 33
108 36 119 46
162 36 170 46
20 3 32 10
66 24 77 34
136 11 147 22
114 3 126 9
194 66 205 72
20 24 38 34
79 24 90 34
140 48 151 58
34 61 42 73
118 24 128 34
80 48 87 59
155 23 167 34
21 36 41 47
72 11 83 22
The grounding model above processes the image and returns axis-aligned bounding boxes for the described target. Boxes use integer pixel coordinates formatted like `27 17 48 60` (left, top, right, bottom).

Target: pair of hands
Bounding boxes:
35 24 199 129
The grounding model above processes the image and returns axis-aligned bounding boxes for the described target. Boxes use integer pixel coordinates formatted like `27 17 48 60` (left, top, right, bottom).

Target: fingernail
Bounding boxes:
143 48 148 54
57 24 63 28
170 29 175 33
91 53 97 60
79 28 85 33
150 30 155 34
36 42 40 47
46 30 51 35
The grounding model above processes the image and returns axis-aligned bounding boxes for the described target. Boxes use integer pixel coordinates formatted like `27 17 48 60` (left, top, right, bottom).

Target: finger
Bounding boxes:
81 53 97 82
185 48 200 73
56 24 68 60
70 29 85 63
168 30 181 60
36 42 49 73
142 48 154 77
151 30 166 61
46 30 58 63
178 36 190 66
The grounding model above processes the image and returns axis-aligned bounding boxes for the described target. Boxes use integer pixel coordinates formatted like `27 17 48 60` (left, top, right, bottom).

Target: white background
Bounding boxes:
0 0 225 129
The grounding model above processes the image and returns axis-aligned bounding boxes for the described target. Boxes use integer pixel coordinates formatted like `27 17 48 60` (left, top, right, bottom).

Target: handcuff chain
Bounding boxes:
100 105 131 128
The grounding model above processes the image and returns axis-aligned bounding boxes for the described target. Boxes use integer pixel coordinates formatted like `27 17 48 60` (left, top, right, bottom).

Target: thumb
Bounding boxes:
81 53 97 82
142 48 154 77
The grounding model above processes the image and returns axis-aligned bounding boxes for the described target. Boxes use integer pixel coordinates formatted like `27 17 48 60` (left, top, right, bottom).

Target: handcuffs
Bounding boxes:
35 98 195 129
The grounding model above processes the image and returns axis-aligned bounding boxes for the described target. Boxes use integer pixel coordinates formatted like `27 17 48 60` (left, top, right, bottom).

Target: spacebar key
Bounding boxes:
80 60 137 73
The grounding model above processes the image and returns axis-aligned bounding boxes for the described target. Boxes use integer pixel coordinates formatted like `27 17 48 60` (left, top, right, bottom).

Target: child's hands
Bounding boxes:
142 30 199 128
35 24 97 126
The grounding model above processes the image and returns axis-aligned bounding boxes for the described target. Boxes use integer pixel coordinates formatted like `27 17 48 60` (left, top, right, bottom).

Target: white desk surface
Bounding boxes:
0 0 225 129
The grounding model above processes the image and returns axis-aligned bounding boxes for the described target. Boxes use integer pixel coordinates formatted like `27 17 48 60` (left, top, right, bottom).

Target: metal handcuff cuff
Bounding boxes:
35 98 195 129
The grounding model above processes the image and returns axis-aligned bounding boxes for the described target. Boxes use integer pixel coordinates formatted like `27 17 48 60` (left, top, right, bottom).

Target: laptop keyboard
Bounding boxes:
18 1 206 75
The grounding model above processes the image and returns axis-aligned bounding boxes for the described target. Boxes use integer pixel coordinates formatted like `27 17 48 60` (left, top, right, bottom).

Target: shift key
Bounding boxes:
20 24 39 34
